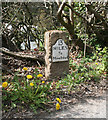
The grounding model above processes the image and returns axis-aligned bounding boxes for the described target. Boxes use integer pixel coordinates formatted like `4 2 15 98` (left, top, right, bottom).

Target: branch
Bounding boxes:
62 14 71 24
0 48 45 64
3 3 22 33
55 0 61 6
23 3 33 25
57 2 74 36
85 3 108 29
57 2 67 27
64 3 99 34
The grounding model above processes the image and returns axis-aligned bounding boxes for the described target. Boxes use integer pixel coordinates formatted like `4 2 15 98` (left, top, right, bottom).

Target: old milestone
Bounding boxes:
52 39 68 62
45 30 69 79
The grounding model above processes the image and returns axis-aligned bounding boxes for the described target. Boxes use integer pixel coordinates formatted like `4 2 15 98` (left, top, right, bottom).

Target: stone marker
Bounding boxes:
45 30 69 79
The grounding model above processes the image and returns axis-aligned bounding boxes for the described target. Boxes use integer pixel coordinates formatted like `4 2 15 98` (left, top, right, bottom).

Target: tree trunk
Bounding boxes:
57 2 93 53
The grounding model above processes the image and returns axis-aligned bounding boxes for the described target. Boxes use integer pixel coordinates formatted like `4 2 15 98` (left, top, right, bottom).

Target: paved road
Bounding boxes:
43 92 107 119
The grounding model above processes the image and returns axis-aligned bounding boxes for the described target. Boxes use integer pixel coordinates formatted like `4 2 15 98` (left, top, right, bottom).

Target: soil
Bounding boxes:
41 91 106 118
2 85 107 119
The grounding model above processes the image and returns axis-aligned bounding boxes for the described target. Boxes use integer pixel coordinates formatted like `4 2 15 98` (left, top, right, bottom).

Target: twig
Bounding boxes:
3 3 22 33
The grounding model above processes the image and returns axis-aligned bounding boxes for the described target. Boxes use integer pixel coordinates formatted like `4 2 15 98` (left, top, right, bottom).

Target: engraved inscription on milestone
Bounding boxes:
52 39 68 62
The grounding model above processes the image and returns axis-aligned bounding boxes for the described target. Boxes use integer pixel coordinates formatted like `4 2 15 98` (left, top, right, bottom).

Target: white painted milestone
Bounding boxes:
52 39 68 62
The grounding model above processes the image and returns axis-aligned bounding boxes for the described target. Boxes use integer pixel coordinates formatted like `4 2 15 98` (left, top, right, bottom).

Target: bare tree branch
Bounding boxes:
0 48 45 64
85 3 108 29
3 3 22 33
64 3 99 34
57 2 74 37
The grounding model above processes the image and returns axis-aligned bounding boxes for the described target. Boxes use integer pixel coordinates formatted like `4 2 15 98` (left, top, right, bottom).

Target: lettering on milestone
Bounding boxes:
52 39 68 62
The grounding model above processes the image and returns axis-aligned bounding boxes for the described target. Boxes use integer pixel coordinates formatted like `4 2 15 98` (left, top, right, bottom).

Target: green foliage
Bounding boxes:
2 69 52 112
2 2 60 50
55 47 107 92
57 26 67 31
88 34 97 46
2 47 107 113
93 47 108 73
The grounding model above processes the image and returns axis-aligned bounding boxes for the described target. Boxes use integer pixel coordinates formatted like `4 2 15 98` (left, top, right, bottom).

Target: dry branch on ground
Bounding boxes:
0 48 45 64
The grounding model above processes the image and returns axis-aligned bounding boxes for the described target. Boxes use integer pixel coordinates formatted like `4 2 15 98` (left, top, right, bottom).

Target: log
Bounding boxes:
0 48 45 64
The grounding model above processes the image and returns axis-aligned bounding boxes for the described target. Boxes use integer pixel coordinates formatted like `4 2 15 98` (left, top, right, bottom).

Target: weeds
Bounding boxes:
56 47 107 92
2 69 52 113
2 47 107 113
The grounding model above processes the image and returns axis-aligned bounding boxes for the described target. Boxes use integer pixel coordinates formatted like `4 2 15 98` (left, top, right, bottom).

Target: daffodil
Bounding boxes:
23 67 28 71
56 98 61 103
42 81 45 84
56 103 60 110
37 74 43 78
2 82 8 88
30 82 34 86
26 75 33 79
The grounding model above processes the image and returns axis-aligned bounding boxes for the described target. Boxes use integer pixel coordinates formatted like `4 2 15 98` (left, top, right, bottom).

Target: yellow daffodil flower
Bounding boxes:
56 98 61 103
2 82 8 88
30 82 34 86
23 67 28 71
42 81 45 84
26 75 33 79
37 74 43 78
95 63 98 65
56 103 60 110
